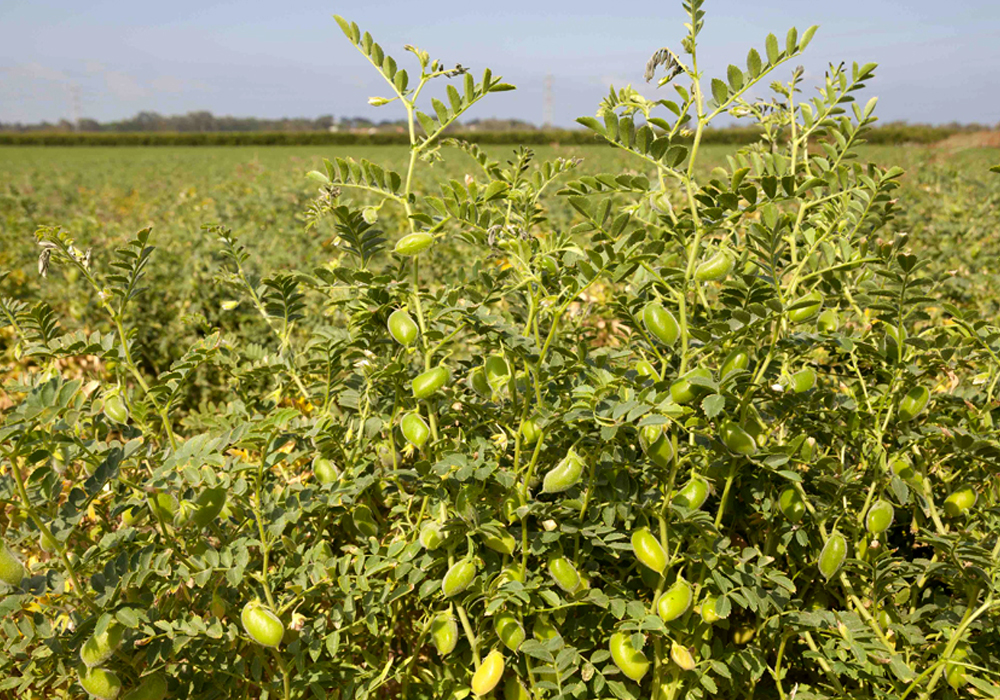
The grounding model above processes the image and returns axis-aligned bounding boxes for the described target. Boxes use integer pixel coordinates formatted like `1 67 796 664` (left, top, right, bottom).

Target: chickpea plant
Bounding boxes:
2 1 999 699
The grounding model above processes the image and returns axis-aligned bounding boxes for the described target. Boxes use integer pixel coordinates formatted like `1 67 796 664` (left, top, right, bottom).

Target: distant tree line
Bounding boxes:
0 111 543 134
0 112 339 133
0 111 991 146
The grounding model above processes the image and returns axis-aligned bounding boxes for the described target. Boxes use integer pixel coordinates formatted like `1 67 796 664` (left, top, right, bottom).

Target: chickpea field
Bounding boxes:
3 140 998 315
2 4 1000 699
3 141 1000 390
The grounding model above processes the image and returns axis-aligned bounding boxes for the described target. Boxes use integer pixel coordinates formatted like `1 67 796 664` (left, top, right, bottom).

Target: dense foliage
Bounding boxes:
2 3 999 699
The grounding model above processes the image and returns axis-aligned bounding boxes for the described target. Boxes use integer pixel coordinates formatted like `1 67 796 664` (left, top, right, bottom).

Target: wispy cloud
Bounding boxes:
1 62 71 83
0 62 211 121
104 70 148 99
149 74 209 93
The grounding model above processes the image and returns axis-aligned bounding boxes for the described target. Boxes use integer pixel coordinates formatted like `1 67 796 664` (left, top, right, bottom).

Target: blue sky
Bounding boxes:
1 0 998 127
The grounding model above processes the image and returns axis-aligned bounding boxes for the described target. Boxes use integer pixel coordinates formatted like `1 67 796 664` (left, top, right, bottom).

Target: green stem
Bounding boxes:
49 235 178 450
399 615 433 698
9 446 96 612
918 466 948 535
713 471 737 529
773 632 790 700
837 573 897 652
253 447 276 610
270 649 291 700
905 591 994 700
801 630 847 695
231 256 310 402
111 317 178 450
454 602 480 668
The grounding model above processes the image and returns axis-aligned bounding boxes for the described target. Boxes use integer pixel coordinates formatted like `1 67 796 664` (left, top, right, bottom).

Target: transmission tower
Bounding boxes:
542 74 554 129
68 83 82 129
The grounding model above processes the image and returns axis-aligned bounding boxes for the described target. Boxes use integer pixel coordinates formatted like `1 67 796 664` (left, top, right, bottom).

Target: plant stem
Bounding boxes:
911 591 993 700
253 446 276 609
271 649 291 700
8 447 96 612
801 630 847 695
